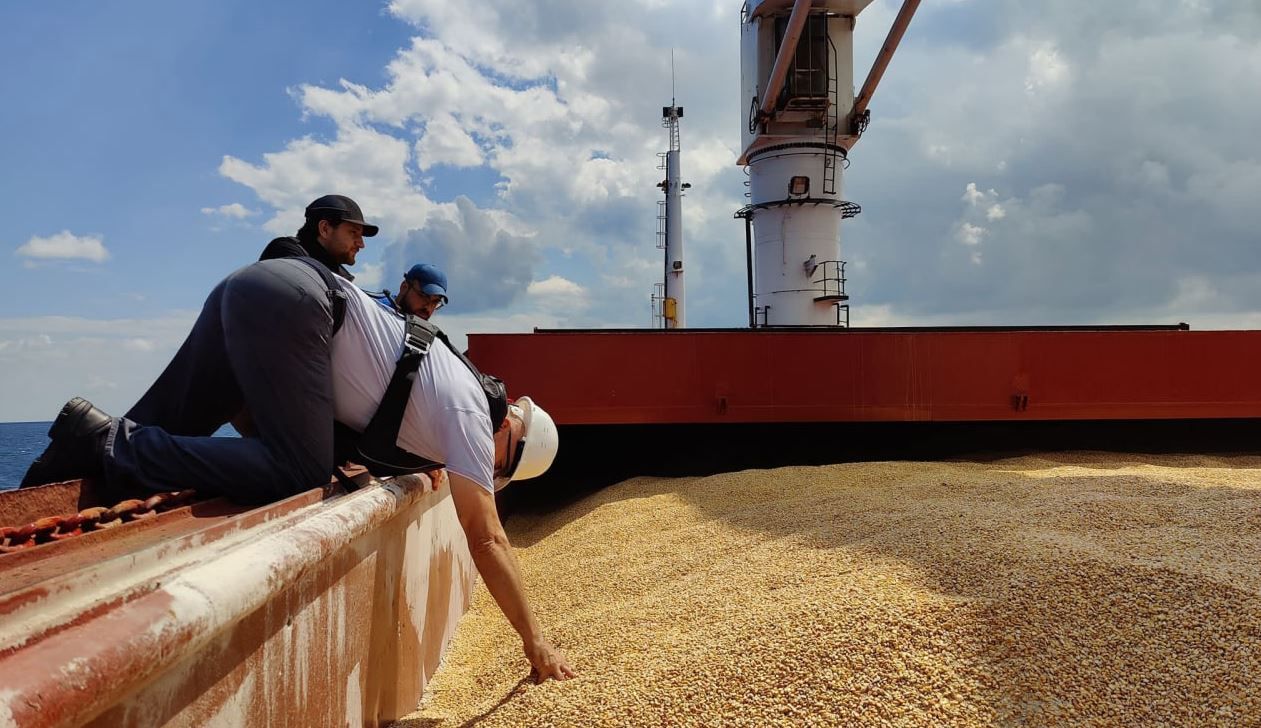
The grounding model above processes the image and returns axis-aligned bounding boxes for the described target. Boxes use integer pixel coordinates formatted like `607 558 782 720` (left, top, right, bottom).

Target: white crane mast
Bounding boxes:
654 103 689 329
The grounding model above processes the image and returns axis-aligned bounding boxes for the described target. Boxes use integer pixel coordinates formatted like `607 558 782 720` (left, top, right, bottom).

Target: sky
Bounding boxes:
2 0 1260 422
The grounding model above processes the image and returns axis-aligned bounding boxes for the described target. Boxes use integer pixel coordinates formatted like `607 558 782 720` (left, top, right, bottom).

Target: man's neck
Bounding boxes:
301 237 334 264
298 237 354 281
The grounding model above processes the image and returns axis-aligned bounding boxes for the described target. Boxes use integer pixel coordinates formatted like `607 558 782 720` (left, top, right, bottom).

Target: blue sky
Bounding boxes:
2 0 415 318
3 0 1261 421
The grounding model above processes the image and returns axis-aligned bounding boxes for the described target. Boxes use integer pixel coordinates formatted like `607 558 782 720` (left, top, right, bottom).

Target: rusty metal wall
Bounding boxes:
0 474 477 728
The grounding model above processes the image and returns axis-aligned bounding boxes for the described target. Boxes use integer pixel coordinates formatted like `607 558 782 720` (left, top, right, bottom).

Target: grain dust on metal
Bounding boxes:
402 453 1261 727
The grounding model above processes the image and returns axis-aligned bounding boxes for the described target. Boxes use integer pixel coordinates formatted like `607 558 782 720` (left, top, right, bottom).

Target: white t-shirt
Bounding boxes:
330 279 495 492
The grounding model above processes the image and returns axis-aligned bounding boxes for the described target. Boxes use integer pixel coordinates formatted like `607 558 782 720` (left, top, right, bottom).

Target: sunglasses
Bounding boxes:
493 428 527 490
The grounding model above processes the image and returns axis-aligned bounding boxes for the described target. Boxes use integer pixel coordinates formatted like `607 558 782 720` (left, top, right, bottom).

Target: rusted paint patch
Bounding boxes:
0 481 86 528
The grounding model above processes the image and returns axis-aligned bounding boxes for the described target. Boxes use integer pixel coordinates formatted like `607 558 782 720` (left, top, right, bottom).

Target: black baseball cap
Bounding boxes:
304 194 379 237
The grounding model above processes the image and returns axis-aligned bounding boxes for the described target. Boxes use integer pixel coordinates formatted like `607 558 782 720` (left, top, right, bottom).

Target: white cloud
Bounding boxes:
123 338 156 352
15 231 110 263
986 204 1006 221
523 275 590 317
219 126 443 237
527 275 585 297
957 222 987 246
415 113 484 170
961 182 993 206
355 262 385 290
200 203 257 219
1025 43 1070 93
0 334 53 354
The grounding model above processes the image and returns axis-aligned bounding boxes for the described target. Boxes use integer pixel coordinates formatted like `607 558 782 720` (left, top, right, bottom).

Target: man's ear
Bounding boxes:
497 417 512 432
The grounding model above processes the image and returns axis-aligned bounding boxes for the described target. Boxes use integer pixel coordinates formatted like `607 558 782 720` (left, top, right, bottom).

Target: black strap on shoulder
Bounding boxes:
351 315 508 477
353 316 444 475
291 256 347 335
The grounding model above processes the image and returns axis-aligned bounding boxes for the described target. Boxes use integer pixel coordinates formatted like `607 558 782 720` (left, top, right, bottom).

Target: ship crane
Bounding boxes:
737 0 920 327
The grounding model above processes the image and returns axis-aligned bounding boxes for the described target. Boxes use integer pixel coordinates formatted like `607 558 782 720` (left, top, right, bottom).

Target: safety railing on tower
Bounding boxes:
811 260 849 328
811 259 848 302
651 282 666 329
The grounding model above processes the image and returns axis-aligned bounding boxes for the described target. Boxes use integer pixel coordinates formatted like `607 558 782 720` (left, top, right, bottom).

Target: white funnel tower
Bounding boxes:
655 104 687 328
738 0 873 327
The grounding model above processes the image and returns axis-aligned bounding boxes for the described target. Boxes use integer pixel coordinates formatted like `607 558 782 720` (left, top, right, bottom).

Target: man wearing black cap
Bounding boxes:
260 194 379 281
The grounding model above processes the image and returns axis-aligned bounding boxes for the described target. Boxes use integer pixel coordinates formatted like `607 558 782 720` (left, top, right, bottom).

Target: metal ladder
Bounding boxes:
822 34 840 195
664 114 680 152
656 200 667 250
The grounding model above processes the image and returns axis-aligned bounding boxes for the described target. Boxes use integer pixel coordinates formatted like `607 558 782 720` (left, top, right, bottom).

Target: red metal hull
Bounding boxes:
468 327 1261 424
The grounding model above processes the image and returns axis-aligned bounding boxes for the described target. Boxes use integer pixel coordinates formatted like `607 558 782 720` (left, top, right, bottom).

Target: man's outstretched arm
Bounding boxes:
446 472 576 682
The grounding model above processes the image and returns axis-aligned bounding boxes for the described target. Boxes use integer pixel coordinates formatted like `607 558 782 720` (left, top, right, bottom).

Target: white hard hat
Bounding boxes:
493 396 559 491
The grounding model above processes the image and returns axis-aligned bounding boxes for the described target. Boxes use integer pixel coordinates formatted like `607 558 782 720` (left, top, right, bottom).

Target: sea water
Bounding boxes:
0 421 238 491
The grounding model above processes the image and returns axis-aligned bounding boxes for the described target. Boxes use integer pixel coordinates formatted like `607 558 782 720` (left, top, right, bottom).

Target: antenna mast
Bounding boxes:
653 56 687 329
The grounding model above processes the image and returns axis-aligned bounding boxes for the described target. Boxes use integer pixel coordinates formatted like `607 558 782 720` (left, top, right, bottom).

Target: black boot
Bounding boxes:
19 397 113 488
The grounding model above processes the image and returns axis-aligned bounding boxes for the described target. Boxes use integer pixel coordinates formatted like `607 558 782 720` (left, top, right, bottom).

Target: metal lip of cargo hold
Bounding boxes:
0 471 477 728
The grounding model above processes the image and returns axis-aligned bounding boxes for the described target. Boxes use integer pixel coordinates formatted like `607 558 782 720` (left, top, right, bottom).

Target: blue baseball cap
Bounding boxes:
404 263 448 301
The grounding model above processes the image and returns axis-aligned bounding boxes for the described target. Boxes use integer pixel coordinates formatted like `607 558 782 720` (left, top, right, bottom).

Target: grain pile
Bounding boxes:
399 453 1261 727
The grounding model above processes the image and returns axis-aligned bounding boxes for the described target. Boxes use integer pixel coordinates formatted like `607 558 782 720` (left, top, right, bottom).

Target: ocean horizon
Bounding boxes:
1 421 52 491
0 421 238 491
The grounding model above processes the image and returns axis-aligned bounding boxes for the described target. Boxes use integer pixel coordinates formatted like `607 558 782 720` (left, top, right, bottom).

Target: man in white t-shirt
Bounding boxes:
331 277 500 492
21 257 575 682
327 276 573 679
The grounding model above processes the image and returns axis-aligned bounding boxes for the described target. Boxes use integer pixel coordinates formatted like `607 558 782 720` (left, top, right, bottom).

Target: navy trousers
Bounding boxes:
107 259 336 504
